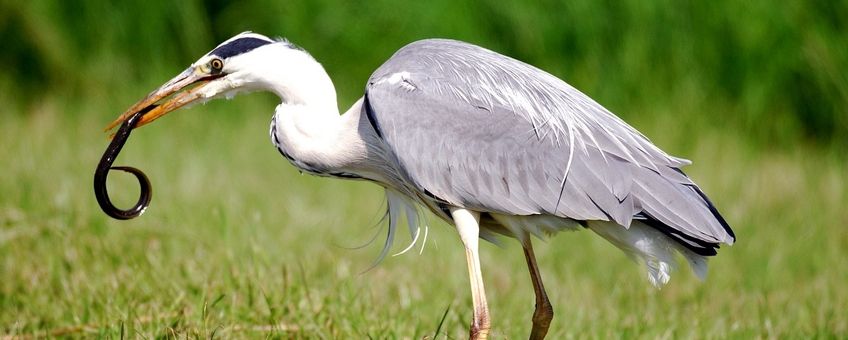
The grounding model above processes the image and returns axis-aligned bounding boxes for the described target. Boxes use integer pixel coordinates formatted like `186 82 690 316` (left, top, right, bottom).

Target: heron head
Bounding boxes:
106 31 311 132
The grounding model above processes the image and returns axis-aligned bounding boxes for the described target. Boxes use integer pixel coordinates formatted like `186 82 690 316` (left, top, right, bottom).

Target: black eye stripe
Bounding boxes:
208 37 273 59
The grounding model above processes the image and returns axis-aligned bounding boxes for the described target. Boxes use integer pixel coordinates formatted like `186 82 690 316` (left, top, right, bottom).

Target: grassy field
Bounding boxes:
1 94 846 338
2 1 847 338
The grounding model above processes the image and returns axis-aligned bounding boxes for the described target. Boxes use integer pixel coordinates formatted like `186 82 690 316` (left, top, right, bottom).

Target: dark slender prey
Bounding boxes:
94 106 155 220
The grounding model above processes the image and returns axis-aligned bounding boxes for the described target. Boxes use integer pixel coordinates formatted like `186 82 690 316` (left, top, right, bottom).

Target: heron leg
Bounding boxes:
522 237 553 340
450 208 490 340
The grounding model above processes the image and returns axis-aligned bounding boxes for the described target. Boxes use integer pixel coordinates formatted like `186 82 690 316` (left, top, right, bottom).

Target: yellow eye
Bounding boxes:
210 58 224 72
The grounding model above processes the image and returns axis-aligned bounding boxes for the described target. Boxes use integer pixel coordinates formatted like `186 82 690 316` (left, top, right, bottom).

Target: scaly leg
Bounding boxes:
450 208 490 340
522 237 553 339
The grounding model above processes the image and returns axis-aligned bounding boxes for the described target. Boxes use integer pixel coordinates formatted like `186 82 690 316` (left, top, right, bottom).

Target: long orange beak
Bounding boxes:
105 67 218 132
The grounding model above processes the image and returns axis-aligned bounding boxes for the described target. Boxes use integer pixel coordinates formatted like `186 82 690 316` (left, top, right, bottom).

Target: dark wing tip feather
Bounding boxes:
671 167 736 243
637 212 720 256
690 184 736 242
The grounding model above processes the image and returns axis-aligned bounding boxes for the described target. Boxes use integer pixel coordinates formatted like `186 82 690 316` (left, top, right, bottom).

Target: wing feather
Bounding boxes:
365 39 734 247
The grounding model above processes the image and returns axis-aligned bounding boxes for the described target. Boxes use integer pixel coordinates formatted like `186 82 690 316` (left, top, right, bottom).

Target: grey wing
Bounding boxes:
365 39 735 252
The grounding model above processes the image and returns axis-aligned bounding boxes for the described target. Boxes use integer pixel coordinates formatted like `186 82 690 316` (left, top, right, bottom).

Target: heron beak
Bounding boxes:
105 67 219 132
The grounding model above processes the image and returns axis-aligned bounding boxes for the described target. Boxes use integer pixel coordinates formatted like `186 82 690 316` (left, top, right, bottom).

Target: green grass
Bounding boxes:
1 92 846 338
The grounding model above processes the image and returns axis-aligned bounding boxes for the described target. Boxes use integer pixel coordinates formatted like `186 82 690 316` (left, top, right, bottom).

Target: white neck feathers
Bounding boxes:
251 45 364 175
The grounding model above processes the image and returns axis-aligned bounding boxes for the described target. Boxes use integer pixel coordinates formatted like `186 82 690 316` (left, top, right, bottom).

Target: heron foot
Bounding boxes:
469 311 491 340
529 300 553 340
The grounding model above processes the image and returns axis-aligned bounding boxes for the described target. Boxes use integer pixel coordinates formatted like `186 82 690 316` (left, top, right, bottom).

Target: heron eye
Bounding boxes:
210 58 224 73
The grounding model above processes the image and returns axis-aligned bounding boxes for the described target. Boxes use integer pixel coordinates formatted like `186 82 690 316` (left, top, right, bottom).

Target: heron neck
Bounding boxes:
271 98 366 177
267 49 339 115
264 48 367 176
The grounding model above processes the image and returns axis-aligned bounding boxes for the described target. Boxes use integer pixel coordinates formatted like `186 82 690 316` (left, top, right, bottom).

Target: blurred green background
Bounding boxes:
1 0 846 338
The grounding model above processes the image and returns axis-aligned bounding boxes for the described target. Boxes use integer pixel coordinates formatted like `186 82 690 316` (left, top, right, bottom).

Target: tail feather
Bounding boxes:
588 219 708 287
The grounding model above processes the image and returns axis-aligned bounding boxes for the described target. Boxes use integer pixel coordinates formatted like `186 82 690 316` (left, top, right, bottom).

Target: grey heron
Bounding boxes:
107 32 735 339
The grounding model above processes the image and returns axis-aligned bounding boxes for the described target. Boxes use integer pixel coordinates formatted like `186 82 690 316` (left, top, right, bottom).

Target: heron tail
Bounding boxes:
587 219 708 287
